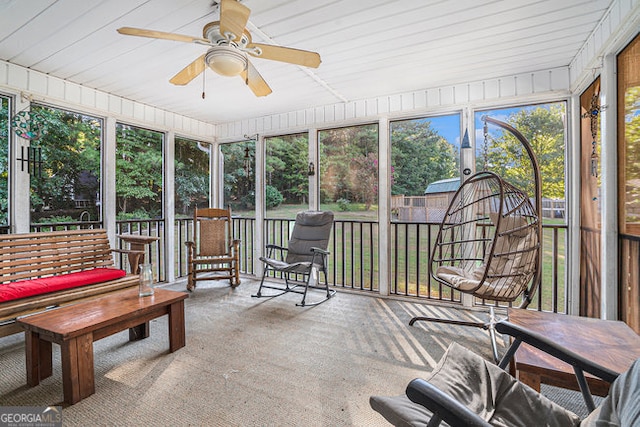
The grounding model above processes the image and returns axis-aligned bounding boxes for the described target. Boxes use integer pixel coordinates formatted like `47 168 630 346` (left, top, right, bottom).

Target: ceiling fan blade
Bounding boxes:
247 43 321 68
240 60 272 97
219 0 251 42
117 27 208 44
170 54 206 85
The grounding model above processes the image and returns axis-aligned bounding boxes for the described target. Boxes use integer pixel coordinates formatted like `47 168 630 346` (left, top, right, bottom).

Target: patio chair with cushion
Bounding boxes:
252 210 336 306
370 320 639 427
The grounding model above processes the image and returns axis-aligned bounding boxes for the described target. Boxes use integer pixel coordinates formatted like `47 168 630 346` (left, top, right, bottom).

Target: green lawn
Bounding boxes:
232 204 567 311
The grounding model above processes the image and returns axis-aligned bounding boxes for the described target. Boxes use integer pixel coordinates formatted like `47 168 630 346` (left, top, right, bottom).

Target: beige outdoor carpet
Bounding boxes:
0 279 584 426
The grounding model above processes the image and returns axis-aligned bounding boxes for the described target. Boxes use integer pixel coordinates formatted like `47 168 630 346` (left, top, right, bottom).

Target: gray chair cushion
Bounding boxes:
370 394 431 427
371 342 580 427
285 211 333 265
581 357 640 426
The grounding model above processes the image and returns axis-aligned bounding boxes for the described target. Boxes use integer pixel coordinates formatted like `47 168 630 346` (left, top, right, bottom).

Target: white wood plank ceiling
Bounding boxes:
0 0 617 124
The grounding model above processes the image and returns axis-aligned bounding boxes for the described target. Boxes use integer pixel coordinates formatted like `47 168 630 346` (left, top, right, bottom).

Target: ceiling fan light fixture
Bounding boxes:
205 46 247 76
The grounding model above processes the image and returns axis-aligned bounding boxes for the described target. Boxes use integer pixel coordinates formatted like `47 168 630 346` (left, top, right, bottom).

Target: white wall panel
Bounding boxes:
108 94 121 115
469 82 484 102
426 88 440 107
64 82 81 105
215 66 572 141
569 0 640 92
499 77 517 98
0 60 215 140
7 64 28 89
95 91 109 112
516 74 533 96
414 91 427 109
29 72 47 96
80 86 95 108
440 87 455 105
454 85 469 105
133 102 144 122
0 62 7 85
121 99 134 119
388 96 401 113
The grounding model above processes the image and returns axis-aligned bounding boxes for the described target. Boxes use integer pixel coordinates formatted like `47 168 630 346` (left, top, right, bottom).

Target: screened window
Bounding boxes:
115 124 163 220
221 140 255 216
29 104 102 227
475 102 567 311
264 133 308 218
175 137 210 217
319 124 378 220
618 34 640 235
475 103 567 214
0 95 8 230
390 114 459 222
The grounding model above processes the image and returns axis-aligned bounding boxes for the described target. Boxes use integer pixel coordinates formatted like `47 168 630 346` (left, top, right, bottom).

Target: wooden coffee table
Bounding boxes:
17 288 187 405
508 308 640 396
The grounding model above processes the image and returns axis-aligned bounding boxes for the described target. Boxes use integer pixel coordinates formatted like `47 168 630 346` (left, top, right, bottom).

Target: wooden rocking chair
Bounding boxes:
185 207 241 291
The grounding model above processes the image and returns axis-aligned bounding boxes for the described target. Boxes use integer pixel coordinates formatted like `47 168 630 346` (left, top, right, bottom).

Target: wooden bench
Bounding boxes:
0 228 144 338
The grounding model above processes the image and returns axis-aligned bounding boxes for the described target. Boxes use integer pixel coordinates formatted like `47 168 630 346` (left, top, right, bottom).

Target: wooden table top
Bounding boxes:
508 308 640 379
17 288 187 341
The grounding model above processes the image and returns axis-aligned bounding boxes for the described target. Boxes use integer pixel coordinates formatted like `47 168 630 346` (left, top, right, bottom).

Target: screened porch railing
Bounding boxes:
28 217 567 313
206 217 567 313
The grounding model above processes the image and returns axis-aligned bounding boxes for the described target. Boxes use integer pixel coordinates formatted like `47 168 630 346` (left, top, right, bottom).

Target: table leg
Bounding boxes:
129 322 150 341
168 300 186 352
61 334 95 404
517 370 541 392
25 331 52 386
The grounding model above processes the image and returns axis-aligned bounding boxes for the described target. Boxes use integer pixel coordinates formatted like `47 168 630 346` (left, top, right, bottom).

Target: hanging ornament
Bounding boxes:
10 109 47 140
581 92 606 177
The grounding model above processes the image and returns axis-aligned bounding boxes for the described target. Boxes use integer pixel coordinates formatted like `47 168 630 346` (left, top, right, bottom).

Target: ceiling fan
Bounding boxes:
117 0 321 97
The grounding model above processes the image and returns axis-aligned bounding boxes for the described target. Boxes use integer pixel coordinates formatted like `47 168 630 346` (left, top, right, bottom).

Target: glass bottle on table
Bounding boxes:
138 263 154 297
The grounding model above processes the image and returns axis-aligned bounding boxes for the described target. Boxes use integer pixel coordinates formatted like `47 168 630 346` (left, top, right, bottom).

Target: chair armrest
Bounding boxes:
310 247 329 255
405 379 491 427
265 244 286 251
496 319 619 412
185 241 195 248
496 320 619 383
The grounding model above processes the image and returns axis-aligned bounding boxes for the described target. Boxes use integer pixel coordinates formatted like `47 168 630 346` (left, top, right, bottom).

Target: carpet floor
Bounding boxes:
0 279 592 426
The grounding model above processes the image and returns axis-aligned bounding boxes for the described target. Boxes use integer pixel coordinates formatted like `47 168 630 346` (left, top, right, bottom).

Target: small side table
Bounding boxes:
508 308 640 396
117 234 160 274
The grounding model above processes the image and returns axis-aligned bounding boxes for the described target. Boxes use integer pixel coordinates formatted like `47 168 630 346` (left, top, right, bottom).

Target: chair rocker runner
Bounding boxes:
409 117 543 362
185 207 241 291
253 210 336 307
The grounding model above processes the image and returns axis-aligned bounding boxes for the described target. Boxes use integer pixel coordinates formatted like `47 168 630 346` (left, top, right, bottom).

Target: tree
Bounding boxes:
175 137 209 216
115 124 163 218
483 105 565 200
29 105 102 220
391 119 457 196
265 134 308 204
221 141 254 210
319 124 378 205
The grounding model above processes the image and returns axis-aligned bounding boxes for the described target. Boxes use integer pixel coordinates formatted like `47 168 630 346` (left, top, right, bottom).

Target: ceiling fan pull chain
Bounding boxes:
202 68 206 99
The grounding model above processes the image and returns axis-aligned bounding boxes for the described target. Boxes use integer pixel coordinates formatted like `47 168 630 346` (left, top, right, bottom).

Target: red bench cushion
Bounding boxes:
0 268 127 302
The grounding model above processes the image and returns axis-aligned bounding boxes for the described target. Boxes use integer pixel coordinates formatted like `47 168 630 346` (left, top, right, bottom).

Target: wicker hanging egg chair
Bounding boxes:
409 116 542 362
430 170 539 302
